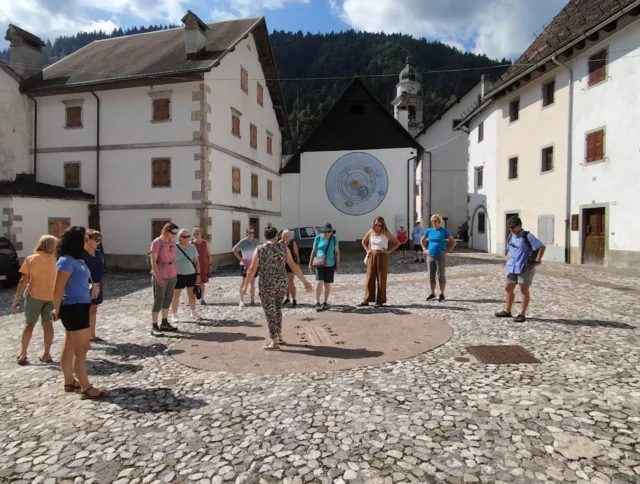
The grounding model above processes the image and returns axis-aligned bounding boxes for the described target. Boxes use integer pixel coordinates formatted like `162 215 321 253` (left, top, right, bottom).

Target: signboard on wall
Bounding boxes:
571 214 579 231
395 214 407 233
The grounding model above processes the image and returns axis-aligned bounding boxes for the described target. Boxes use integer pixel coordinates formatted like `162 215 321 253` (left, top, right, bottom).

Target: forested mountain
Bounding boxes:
1 26 508 153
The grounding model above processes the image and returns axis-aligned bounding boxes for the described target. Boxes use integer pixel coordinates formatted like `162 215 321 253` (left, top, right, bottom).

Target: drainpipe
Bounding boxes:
425 151 433 220
407 153 418 233
26 95 37 178
91 92 101 207
551 56 573 264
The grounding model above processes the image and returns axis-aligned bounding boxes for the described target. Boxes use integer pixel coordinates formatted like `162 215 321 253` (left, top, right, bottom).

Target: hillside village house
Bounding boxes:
280 77 423 245
458 0 640 270
0 26 94 256
1 12 288 268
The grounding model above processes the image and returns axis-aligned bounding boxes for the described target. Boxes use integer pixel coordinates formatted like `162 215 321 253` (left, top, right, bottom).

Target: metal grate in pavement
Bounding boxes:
466 345 540 364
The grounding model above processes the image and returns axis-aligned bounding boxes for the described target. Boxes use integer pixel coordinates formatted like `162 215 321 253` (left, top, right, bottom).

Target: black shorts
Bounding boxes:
59 303 91 332
241 266 258 278
414 244 422 252
176 273 197 289
398 242 409 250
315 266 335 283
91 287 103 305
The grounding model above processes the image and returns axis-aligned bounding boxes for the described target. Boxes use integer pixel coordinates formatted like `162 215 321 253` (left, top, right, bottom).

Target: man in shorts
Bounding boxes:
233 226 260 307
495 216 546 322
412 221 425 263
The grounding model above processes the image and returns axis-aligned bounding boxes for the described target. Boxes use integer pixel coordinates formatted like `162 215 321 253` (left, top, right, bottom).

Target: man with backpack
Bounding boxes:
495 216 545 322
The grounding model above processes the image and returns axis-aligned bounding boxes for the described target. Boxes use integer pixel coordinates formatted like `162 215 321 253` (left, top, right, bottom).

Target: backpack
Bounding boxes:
146 237 166 267
508 230 539 265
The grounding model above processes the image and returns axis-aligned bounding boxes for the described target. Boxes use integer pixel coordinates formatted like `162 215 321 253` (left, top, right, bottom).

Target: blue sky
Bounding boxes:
0 0 568 59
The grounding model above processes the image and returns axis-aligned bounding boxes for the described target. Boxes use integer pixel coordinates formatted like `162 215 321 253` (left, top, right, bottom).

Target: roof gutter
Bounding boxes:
484 0 640 99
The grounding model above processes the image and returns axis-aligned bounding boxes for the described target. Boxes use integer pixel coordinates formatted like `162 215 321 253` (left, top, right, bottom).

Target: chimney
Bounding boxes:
480 74 492 100
4 24 45 79
181 10 210 60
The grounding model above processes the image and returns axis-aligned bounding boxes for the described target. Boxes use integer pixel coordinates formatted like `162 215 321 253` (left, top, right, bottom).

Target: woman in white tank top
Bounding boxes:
357 216 401 307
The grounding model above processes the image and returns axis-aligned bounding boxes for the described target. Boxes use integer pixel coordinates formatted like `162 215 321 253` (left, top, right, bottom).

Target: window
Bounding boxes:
152 158 171 187
541 146 554 172
452 118 461 130
257 83 264 106
478 121 484 142
64 162 80 189
240 67 248 93
538 215 555 244
476 167 484 189
152 220 171 239
250 124 257 149
48 218 70 238
232 111 241 138
586 130 605 163
232 167 241 194
232 221 241 246
509 99 520 123
508 157 518 180
542 80 555 107
408 106 416 121
267 134 273 155
152 98 171 121
267 179 273 201
588 49 607 87
65 107 82 128
478 213 486 234
251 174 258 198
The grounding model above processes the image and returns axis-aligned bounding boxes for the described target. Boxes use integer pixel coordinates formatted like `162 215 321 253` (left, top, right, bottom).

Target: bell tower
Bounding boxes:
392 56 424 137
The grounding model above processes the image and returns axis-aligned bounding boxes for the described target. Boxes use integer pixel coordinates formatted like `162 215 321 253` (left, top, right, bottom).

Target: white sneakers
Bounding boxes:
172 310 201 321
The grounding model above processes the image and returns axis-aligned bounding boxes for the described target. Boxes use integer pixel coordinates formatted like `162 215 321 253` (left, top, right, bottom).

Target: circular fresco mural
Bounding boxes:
325 152 389 216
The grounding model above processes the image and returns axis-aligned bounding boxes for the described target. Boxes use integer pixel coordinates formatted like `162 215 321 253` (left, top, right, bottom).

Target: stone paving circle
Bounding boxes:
172 312 452 374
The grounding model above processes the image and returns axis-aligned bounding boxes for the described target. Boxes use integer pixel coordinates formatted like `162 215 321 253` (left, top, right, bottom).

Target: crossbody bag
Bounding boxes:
177 244 202 300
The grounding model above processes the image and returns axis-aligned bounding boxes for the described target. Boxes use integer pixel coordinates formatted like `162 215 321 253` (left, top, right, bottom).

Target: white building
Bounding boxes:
280 77 423 247
1 25 92 258
414 82 482 234
17 12 289 269
457 0 640 269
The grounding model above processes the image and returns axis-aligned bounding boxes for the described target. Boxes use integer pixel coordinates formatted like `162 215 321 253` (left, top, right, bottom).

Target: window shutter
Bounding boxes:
538 217 546 244
66 107 81 127
547 216 555 244
232 221 241 246
153 99 170 121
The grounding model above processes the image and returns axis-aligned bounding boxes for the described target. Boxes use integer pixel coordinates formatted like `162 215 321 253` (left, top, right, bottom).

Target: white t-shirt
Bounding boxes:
370 233 389 250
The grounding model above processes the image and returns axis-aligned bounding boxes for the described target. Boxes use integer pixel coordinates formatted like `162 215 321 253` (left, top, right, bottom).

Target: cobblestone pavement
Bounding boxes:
1 251 639 484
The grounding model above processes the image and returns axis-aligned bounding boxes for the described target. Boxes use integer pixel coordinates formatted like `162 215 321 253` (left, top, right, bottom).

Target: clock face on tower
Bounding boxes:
406 83 419 94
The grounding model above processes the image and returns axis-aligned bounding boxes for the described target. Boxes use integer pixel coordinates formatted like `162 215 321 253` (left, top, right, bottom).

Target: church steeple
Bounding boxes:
392 56 424 137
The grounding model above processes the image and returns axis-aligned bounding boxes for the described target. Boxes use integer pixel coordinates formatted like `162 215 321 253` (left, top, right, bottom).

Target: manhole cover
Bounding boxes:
466 345 540 364
171 313 452 374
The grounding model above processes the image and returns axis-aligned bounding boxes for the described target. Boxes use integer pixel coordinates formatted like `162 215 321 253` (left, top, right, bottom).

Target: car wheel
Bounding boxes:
1 273 20 289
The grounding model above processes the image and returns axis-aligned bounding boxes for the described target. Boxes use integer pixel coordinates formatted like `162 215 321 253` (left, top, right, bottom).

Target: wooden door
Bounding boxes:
582 208 605 265
49 218 70 238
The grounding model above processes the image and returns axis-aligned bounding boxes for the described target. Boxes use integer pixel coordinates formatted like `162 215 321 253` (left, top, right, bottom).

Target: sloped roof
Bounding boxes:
281 77 423 174
0 177 95 201
23 16 290 137
491 0 639 92
0 63 21 82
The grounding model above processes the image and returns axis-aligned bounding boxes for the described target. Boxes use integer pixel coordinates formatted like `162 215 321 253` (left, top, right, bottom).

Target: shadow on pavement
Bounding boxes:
87 358 143 375
108 387 207 413
528 318 637 330
281 343 383 360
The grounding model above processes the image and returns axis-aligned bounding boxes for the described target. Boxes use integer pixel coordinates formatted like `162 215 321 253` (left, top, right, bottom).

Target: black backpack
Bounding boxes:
508 230 539 265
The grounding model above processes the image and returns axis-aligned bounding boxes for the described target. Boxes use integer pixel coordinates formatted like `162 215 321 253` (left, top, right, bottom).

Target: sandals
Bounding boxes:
90 337 105 343
17 356 28 366
64 380 81 392
80 386 110 400
495 310 512 318
263 344 281 351
39 356 53 364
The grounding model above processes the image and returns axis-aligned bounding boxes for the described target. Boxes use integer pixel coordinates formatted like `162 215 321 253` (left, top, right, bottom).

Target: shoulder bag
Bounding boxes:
177 245 202 300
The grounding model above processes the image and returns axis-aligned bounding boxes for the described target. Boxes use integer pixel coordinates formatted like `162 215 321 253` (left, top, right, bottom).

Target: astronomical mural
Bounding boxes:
325 152 389 216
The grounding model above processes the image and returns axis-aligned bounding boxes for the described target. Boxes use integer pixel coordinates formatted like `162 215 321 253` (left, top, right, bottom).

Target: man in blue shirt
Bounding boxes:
495 216 546 322
412 221 425 263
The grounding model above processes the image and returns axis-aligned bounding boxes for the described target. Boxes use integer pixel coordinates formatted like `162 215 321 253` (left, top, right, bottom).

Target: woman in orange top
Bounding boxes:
12 235 58 365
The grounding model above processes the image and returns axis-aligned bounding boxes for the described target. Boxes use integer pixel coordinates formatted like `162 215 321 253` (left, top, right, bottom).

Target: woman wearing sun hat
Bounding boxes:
308 223 340 312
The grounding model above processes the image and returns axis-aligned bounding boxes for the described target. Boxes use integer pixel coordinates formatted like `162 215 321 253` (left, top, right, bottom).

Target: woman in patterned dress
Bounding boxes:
243 226 312 350
192 227 211 305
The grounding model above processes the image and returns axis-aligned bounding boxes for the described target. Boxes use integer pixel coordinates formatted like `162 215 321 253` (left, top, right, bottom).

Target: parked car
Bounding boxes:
288 226 322 264
0 237 21 288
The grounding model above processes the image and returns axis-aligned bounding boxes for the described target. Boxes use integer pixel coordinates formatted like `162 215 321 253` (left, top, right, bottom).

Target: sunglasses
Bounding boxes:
247 232 254 235
374 223 382 227
180 235 190 238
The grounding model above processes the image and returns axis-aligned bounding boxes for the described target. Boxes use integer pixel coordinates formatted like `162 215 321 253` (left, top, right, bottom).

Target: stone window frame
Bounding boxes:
232 166 241 194
508 156 519 180
251 173 259 198
149 90 173 123
240 66 249 94
541 144 555 174
63 99 84 129
63 161 81 189
541 78 556 109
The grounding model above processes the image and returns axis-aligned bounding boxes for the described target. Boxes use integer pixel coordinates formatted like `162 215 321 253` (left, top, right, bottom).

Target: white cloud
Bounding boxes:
210 0 310 20
0 0 188 47
333 0 568 60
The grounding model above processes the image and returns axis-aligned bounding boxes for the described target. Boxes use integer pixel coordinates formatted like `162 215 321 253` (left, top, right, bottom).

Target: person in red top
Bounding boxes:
150 222 179 337
397 225 409 263
192 227 211 305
